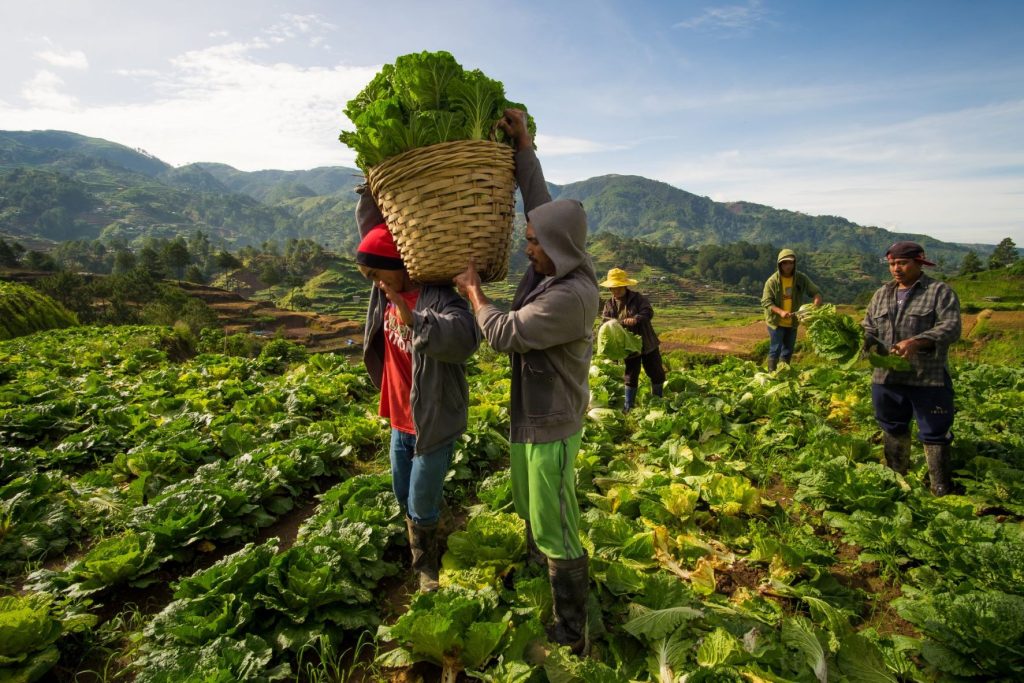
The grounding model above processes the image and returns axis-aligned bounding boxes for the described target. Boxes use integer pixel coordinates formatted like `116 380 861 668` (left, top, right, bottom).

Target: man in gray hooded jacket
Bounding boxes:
455 109 599 654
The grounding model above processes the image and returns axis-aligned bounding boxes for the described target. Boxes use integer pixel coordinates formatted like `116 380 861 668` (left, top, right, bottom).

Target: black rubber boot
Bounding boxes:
406 516 440 592
767 357 778 371
924 443 953 496
883 431 912 475
547 553 589 655
524 521 548 569
652 383 663 398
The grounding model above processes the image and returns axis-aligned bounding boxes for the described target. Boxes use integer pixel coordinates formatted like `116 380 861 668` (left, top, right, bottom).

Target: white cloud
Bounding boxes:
675 0 769 32
0 37 377 170
35 48 89 70
265 13 335 45
535 134 628 156
19 70 78 110
113 68 162 78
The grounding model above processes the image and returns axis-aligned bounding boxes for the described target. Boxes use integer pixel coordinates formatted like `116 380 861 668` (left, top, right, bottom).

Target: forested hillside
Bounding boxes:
555 175 989 266
0 130 999 269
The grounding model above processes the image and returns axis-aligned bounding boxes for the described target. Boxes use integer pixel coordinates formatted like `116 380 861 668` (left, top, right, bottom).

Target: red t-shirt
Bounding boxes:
379 290 419 434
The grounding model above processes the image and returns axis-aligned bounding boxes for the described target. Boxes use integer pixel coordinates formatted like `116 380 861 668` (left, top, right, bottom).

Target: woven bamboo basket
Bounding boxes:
366 139 517 284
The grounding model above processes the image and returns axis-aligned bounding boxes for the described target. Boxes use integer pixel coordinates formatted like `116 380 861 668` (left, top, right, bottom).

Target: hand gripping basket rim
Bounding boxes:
366 139 517 285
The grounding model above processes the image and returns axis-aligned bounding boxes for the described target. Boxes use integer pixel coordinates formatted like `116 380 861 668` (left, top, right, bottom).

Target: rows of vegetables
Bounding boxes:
2 325 1023 681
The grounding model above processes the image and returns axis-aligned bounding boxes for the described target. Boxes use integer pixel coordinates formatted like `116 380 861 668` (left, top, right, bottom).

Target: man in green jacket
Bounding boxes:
455 109 599 655
760 248 822 370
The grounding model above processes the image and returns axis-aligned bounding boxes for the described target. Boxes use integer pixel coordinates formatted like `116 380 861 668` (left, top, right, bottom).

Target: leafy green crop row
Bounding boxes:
3 325 1023 681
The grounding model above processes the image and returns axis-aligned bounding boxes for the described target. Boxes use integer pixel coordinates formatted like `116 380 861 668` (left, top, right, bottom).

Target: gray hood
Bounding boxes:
529 199 590 279
355 184 385 238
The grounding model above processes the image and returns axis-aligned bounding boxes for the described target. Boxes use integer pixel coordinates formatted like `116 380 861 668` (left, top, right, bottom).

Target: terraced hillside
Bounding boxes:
175 282 363 354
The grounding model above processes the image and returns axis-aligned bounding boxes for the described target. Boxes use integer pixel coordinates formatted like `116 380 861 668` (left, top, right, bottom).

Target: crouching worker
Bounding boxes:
454 109 599 655
355 191 480 591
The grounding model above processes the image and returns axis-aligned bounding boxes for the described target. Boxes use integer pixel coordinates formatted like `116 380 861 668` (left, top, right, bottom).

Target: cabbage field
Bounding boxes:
1 324 1023 682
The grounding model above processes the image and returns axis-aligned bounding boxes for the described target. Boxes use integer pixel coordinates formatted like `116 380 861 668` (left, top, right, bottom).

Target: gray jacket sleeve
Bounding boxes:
476 286 591 354
514 148 552 214
412 292 480 364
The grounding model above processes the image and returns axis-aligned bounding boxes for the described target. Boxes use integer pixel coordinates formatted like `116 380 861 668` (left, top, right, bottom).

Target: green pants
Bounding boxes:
510 431 584 560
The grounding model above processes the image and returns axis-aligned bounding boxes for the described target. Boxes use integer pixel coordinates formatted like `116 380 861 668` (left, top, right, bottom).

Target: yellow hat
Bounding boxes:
599 267 638 288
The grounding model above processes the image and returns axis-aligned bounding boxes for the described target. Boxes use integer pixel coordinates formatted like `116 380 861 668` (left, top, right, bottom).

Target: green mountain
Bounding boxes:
0 130 360 250
0 130 999 266
189 163 363 201
552 174 989 266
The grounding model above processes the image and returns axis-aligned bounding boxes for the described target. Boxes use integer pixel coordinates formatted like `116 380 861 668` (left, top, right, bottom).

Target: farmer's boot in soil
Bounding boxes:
624 386 637 413
524 520 548 569
925 443 953 496
652 383 663 398
882 431 912 475
406 516 440 592
767 357 778 372
548 553 589 655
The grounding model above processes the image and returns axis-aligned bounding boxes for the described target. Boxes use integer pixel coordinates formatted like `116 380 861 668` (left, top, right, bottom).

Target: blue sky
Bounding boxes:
1 0 1022 245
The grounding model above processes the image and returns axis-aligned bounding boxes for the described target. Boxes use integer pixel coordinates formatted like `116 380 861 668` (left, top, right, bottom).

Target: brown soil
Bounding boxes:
661 320 770 357
716 560 767 595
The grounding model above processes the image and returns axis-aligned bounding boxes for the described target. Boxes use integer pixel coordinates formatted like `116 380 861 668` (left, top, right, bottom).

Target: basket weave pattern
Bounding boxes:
367 140 517 284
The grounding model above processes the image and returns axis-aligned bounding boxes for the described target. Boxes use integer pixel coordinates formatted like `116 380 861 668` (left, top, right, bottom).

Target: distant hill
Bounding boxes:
552 174 988 266
189 163 362 201
0 130 361 249
0 129 999 266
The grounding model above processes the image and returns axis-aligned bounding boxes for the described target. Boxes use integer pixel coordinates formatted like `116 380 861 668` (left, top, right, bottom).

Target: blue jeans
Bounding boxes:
767 325 797 362
872 375 955 445
389 429 453 525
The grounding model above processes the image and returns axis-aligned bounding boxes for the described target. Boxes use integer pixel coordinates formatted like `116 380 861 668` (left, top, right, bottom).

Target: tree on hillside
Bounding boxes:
188 230 212 263
0 239 23 267
32 272 89 319
185 264 206 284
138 246 167 279
163 238 191 280
260 262 284 286
988 237 1019 270
959 250 984 276
23 250 57 271
112 249 137 275
215 250 242 270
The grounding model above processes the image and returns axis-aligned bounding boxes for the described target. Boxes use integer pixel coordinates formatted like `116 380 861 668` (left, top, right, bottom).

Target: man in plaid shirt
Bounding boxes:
863 241 961 495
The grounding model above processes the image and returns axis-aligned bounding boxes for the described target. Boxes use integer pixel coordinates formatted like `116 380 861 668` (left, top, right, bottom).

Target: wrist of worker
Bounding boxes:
467 286 489 311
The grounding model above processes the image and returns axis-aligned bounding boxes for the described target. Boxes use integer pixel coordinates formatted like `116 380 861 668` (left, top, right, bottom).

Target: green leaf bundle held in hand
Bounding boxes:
596 319 642 361
797 303 863 363
339 51 535 171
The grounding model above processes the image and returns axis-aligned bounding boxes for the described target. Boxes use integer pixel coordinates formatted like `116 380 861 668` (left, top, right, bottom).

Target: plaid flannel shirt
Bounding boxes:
862 273 961 386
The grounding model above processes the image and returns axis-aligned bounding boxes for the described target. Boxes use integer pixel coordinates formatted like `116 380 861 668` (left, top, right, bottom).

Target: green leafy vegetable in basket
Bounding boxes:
797 303 864 363
339 51 535 171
